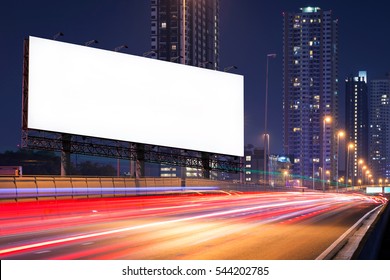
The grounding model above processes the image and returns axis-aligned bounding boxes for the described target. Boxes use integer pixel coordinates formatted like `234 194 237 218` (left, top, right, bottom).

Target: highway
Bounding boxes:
0 191 385 259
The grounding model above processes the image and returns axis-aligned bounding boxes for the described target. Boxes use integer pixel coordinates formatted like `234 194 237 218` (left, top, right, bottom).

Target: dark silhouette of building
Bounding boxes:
345 72 369 185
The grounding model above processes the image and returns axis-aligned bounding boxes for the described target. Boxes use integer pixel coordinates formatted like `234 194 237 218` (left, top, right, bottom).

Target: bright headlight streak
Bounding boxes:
27 36 244 156
0 200 304 255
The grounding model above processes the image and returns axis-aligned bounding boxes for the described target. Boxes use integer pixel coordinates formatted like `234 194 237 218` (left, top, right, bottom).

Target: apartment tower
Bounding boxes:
369 73 390 181
151 0 219 69
283 7 339 187
345 72 369 185
151 0 220 178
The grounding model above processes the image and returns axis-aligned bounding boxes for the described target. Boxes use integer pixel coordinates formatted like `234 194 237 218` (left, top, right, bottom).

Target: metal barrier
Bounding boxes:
0 176 310 201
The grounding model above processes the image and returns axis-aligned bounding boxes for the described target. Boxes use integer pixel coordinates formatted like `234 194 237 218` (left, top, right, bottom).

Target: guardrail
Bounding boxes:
316 203 385 260
0 176 307 201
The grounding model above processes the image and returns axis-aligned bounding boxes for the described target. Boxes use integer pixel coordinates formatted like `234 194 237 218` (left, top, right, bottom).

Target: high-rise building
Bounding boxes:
151 0 219 69
283 7 339 187
369 73 390 181
151 0 220 178
345 72 369 185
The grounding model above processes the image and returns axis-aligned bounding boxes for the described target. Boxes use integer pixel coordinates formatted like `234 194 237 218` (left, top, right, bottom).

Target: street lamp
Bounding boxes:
263 53 276 186
322 116 332 191
357 159 364 189
326 170 331 189
283 170 288 187
336 130 345 192
346 143 354 188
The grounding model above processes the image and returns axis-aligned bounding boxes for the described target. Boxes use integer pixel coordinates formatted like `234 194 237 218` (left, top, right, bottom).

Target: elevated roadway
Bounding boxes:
0 191 385 260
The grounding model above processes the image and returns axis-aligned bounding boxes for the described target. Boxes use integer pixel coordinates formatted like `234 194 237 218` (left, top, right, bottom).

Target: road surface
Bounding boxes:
0 191 385 259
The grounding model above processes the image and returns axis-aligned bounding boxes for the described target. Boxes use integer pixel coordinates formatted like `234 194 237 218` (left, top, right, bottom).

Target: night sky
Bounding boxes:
1 0 389 155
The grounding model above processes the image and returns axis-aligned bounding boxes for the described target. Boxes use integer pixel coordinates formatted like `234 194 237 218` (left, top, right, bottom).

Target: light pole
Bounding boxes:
263 53 276 186
357 159 364 189
182 0 186 65
284 170 289 187
346 143 354 189
322 116 332 191
336 130 344 192
312 160 315 190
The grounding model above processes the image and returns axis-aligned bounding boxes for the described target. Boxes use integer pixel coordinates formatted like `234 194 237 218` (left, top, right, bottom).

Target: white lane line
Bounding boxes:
34 250 51 254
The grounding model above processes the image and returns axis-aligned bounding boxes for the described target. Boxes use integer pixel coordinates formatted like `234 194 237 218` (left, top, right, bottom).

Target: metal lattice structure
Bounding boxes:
21 130 243 173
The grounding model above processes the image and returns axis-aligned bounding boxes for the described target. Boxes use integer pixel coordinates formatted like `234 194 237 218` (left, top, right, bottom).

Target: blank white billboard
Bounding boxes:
27 36 244 156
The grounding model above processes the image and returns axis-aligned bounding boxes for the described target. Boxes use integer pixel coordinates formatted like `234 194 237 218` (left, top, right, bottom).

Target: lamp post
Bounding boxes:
312 160 315 190
263 53 276 186
284 170 288 187
322 116 332 191
346 143 354 189
336 130 344 192
357 159 364 190
182 0 186 65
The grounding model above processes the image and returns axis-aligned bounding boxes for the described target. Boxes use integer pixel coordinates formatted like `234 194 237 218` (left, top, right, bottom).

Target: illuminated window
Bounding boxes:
246 156 251 161
161 22 167 28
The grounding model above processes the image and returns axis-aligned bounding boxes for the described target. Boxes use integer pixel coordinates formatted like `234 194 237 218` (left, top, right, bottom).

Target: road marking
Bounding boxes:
34 250 51 254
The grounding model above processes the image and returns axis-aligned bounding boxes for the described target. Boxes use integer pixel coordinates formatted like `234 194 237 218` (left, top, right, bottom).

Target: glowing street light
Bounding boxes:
357 159 364 187
336 130 345 192
322 116 332 191
283 170 289 187
263 53 276 186
346 143 354 188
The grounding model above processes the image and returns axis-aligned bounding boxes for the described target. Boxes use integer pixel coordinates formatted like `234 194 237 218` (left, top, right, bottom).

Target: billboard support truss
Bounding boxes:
21 130 243 174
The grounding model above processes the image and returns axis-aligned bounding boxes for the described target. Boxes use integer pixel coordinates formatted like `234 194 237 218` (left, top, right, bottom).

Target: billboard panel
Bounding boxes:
27 37 244 156
366 187 383 194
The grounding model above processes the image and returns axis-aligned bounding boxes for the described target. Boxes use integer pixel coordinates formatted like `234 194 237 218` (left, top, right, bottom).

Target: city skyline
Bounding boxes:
1 0 389 159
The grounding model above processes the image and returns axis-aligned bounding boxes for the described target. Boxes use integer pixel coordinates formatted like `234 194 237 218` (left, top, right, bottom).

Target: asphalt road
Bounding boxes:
0 191 385 259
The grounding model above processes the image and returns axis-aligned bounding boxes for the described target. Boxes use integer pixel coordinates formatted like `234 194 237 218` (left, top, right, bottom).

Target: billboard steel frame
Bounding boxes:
21 130 243 174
